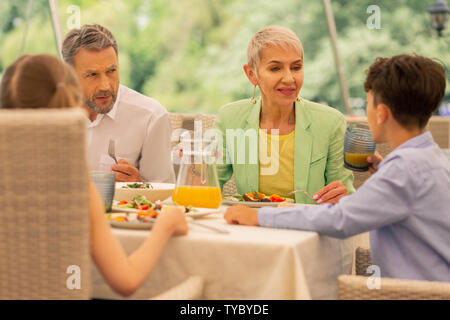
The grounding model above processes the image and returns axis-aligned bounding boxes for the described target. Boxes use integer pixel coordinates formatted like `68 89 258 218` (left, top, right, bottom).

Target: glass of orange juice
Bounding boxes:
172 136 222 208
344 123 376 172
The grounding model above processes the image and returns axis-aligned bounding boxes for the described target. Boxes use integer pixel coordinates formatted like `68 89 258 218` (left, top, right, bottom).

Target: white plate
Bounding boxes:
221 200 282 207
107 213 154 230
114 182 174 202
221 200 317 208
111 203 222 219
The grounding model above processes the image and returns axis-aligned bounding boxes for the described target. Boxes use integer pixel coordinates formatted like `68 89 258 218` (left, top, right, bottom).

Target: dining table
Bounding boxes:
91 204 354 300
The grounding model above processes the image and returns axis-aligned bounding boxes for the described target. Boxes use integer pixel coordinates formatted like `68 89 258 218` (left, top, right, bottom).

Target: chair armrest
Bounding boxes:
355 247 372 276
338 275 450 300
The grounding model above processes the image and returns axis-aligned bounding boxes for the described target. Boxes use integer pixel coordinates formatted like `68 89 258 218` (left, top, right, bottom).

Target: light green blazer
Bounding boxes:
214 97 355 204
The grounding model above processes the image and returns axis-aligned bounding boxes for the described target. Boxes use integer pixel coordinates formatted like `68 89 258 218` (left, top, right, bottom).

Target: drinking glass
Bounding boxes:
172 136 222 208
344 123 376 172
91 171 116 212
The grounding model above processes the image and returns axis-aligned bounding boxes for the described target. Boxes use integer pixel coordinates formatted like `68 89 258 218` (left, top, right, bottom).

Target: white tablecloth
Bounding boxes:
91 207 353 300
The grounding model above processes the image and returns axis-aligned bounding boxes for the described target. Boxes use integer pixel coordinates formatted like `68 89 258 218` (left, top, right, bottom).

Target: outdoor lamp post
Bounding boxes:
428 0 450 36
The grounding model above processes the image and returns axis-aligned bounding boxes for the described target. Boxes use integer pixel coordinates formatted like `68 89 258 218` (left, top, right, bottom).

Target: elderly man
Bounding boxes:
62 24 175 183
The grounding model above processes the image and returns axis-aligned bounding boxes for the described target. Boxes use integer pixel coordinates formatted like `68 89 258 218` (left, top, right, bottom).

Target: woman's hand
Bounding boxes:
154 207 188 236
313 180 349 204
367 151 383 175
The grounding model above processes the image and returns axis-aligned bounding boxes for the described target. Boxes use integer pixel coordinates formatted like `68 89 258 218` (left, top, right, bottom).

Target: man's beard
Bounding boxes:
84 90 117 114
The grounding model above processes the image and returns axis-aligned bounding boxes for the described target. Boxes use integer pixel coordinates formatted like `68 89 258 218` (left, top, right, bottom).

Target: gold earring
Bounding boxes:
296 97 301 102
251 85 257 104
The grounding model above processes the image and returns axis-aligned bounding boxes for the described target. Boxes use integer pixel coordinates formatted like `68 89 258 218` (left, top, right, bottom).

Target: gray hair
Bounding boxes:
62 24 118 65
247 25 303 71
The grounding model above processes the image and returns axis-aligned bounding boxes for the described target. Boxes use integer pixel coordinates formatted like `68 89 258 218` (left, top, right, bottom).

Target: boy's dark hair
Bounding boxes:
364 54 446 129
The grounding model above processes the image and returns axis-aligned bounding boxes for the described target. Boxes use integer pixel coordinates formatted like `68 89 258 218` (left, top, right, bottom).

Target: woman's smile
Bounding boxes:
277 87 297 96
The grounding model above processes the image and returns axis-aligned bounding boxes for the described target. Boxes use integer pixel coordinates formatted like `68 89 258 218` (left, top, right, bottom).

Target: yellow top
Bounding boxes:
258 129 295 199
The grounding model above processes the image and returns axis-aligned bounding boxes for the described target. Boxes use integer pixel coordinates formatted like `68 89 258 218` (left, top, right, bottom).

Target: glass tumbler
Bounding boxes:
344 123 376 172
91 171 116 212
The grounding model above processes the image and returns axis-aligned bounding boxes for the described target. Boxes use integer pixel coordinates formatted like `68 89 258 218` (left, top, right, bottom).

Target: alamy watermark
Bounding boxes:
366 264 381 290
66 5 81 30
171 120 280 175
367 5 381 30
66 265 81 290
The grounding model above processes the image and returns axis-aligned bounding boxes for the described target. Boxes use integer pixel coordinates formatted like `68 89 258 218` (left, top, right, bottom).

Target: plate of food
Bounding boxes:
222 192 295 207
112 195 221 220
107 212 157 230
113 182 174 202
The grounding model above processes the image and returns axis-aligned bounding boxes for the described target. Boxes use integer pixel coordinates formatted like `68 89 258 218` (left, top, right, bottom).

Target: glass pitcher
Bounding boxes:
172 135 222 208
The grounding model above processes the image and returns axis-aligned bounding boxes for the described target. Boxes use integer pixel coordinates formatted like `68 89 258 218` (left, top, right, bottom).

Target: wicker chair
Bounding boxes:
428 116 450 149
339 248 450 300
194 113 216 132
0 109 90 299
149 276 204 300
169 113 185 148
355 247 374 277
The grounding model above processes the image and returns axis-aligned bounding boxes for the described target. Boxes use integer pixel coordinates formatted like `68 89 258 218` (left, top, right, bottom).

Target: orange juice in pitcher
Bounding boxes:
173 135 222 208
172 185 222 208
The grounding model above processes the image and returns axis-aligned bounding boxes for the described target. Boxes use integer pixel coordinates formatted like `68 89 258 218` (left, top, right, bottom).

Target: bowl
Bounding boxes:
114 182 175 202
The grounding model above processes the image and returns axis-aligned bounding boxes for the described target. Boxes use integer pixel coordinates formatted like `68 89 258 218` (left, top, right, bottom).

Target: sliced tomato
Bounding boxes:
270 194 285 202
118 200 128 205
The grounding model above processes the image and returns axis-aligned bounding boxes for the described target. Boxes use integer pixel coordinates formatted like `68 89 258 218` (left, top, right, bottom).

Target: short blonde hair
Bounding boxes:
247 25 303 70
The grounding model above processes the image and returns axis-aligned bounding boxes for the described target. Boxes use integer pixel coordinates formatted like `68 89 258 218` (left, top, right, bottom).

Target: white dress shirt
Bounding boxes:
86 84 176 183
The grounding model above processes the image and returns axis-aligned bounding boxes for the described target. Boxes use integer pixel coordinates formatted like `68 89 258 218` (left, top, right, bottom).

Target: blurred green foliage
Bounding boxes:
0 0 449 114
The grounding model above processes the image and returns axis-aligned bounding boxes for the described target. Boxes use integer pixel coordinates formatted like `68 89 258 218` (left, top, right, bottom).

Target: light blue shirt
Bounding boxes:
259 132 450 281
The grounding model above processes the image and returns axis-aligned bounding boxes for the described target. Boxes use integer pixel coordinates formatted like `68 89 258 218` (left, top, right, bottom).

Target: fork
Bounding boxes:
288 189 316 201
108 139 118 164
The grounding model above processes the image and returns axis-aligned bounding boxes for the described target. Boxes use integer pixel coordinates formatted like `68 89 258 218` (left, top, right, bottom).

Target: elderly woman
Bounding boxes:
214 26 355 204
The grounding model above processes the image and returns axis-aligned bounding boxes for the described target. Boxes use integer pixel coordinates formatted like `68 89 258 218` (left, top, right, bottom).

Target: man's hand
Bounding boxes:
367 151 383 175
224 205 259 226
313 180 349 204
111 159 142 182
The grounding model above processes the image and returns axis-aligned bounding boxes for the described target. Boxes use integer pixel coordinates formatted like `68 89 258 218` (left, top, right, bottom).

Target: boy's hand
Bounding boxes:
313 180 349 204
367 151 383 175
224 205 259 226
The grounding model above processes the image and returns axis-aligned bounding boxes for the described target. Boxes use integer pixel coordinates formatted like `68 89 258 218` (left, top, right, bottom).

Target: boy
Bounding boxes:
224 54 450 282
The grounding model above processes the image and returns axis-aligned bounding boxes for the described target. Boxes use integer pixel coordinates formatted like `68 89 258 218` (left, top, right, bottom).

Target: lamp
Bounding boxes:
428 0 450 36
